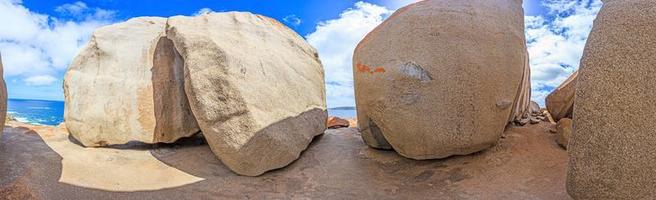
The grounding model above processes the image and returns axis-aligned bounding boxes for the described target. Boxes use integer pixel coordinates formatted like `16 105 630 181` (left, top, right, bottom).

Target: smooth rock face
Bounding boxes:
354 0 528 159
166 12 327 176
568 0 656 199
555 118 571 149
64 17 200 147
546 71 577 122
0 54 6 136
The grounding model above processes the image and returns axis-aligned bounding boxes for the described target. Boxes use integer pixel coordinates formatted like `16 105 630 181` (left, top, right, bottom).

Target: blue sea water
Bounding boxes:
5 98 355 126
328 108 356 118
8 99 65 126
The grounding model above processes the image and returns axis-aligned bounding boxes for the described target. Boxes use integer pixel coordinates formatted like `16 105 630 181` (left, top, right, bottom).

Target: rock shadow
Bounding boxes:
151 36 200 143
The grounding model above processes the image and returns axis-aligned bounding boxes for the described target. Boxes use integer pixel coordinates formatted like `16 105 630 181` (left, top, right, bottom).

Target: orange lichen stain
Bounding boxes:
356 63 372 73
356 63 386 74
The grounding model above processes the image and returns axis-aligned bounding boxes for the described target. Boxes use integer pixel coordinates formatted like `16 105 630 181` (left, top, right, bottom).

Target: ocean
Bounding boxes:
6 99 357 126
8 99 65 126
327 107 357 119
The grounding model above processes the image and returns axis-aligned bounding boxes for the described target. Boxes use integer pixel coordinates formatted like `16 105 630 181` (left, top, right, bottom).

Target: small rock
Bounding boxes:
347 119 357 128
517 118 530 126
327 117 350 129
556 118 572 149
548 125 558 134
530 118 541 124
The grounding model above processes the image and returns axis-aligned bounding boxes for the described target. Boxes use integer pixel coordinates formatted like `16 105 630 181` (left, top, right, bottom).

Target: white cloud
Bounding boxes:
526 0 602 105
24 75 57 86
55 1 88 16
0 0 114 90
283 15 302 26
306 2 393 108
195 7 214 16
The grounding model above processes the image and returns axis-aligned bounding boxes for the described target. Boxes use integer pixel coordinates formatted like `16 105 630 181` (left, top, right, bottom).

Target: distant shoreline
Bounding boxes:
8 98 65 103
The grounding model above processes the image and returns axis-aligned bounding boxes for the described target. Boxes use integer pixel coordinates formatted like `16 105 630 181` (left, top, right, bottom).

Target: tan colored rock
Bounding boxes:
347 119 357 128
546 71 577 122
509 51 532 124
166 12 327 176
353 0 527 159
567 0 656 199
64 17 200 147
555 118 571 149
327 117 350 129
0 53 6 132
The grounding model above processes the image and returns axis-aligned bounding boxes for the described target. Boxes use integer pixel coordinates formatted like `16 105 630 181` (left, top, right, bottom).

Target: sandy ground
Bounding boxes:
0 122 571 200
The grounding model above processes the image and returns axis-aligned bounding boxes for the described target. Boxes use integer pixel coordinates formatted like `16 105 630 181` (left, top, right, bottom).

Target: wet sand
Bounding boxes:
0 122 570 199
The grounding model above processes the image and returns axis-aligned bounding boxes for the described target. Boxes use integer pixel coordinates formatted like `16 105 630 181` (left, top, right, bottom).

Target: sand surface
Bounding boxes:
0 122 571 199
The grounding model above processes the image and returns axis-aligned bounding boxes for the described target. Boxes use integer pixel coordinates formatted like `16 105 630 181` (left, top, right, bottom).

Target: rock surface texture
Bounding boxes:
166 13 327 176
64 18 200 147
555 118 572 149
354 0 529 159
546 71 577 122
327 117 350 129
567 0 656 199
0 122 571 199
0 53 6 137
64 13 327 176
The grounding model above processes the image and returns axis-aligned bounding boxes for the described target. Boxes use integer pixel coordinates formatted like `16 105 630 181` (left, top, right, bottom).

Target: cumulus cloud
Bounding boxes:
526 0 602 105
0 0 114 89
306 2 393 108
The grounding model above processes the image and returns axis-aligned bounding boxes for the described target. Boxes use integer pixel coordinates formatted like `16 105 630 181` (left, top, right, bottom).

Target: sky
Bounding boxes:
0 0 601 108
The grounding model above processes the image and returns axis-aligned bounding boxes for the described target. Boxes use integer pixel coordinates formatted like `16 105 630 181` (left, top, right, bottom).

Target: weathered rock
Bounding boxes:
0 53 6 134
567 0 656 199
529 101 540 115
546 71 577 122
353 0 527 159
347 119 357 128
166 12 327 176
64 17 200 147
555 118 571 149
509 51 532 124
529 118 541 125
327 117 350 129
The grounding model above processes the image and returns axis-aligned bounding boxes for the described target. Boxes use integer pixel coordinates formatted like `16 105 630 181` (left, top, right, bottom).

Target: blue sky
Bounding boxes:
0 0 599 107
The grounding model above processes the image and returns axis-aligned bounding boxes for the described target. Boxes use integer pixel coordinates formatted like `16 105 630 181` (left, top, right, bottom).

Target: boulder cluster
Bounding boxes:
353 0 531 160
64 12 327 176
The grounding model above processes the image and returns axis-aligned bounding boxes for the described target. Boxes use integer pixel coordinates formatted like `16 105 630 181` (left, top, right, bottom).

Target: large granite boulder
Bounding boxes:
353 0 528 159
0 53 6 135
567 0 656 199
546 71 577 122
64 17 200 147
166 12 327 176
